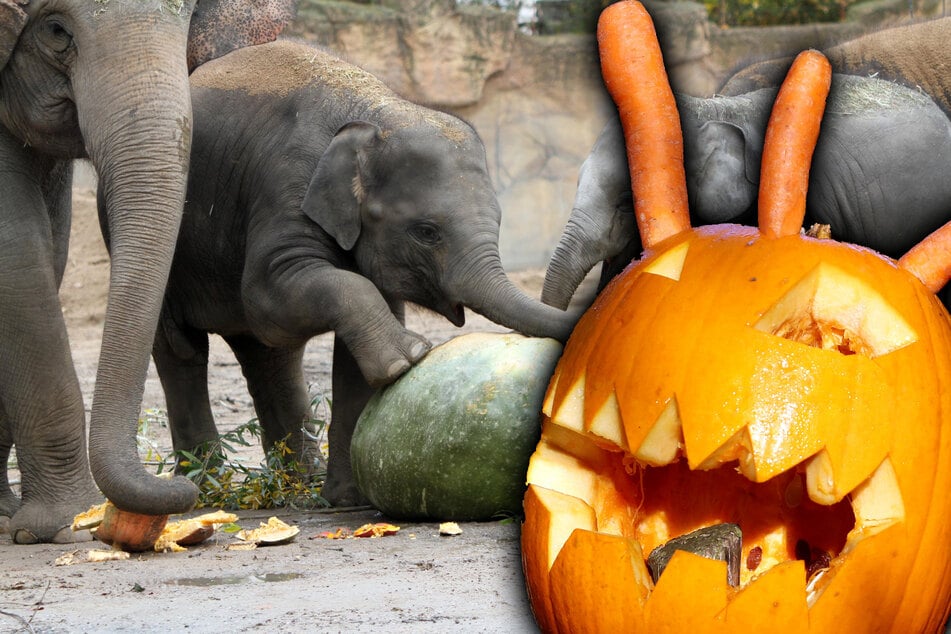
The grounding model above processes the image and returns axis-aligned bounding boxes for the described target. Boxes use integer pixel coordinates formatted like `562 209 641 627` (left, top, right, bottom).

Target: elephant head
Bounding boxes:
541 91 773 310
0 0 294 518
305 117 579 344
542 74 951 311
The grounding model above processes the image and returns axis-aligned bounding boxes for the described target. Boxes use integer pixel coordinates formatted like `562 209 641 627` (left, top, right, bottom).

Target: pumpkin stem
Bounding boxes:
757 50 832 239
597 0 691 250
898 221 951 293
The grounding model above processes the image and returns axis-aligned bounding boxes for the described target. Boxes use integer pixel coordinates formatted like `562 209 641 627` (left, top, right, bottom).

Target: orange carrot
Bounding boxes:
597 0 690 250
758 49 832 239
899 221 951 293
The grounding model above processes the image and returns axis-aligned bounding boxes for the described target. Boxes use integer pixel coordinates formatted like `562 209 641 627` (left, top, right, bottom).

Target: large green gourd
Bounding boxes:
351 332 563 521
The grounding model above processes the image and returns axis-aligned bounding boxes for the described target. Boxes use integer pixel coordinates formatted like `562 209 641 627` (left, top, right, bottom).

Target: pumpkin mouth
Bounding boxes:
529 251 912 607
529 417 905 607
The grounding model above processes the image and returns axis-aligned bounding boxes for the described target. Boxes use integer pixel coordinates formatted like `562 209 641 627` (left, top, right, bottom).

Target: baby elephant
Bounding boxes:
100 40 576 505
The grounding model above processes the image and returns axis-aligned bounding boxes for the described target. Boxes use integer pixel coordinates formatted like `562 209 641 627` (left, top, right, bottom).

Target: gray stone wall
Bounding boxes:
284 0 941 270
77 0 943 271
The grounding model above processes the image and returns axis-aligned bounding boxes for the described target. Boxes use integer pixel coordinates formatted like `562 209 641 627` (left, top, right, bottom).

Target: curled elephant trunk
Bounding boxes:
541 213 612 311
452 255 579 343
542 203 639 311
78 10 198 515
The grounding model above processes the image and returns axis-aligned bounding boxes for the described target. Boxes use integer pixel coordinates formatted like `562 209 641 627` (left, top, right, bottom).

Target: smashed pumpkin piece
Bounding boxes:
94 504 169 553
314 527 351 540
154 511 239 552
71 502 110 532
54 549 132 566
234 517 300 546
353 523 400 538
439 522 463 536
72 503 237 553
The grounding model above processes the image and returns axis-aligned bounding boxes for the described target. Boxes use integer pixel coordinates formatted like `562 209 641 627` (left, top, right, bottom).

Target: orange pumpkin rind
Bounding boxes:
522 1 951 631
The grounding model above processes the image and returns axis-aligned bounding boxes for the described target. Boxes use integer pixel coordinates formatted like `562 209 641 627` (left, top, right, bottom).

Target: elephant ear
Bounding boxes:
187 0 298 72
0 0 28 73
302 121 381 251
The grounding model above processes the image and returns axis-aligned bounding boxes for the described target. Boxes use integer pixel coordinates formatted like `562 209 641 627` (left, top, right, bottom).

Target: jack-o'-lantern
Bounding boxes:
521 2 951 632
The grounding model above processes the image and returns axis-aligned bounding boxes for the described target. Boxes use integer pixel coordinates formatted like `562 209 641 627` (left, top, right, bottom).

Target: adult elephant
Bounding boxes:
0 0 294 543
720 16 951 115
541 74 951 310
115 40 580 507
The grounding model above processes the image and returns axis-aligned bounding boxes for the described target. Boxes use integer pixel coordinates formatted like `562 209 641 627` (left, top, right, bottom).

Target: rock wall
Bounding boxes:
285 0 940 271
70 1 938 269
285 0 615 271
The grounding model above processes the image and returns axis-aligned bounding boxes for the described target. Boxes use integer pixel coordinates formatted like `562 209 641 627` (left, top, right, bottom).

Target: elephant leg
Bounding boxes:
151 322 220 472
0 150 100 544
0 419 21 529
322 300 406 507
322 335 375 507
225 335 320 477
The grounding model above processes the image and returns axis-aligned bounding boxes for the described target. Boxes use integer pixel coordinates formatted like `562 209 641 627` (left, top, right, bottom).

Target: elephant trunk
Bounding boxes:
451 249 579 343
541 213 611 310
542 202 639 310
77 13 198 514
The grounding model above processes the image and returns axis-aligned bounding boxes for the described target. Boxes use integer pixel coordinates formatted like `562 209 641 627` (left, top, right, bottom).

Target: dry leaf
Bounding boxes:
439 522 463 536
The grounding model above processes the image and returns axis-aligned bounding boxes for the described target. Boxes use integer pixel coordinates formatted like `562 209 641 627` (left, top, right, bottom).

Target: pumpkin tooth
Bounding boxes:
549 374 586 434
694 427 754 475
525 434 602 508
633 397 683 466
847 457 905 538
586 391 628 451
805 449 838 505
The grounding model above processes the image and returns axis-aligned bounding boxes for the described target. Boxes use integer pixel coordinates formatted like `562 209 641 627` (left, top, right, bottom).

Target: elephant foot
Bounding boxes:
9 493 102 545
13 525 94 545
363 332 431 387
321 476 370 508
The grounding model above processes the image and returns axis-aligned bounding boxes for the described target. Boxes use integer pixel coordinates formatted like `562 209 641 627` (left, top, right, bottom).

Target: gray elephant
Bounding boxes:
721 16 951 115
0 0 294 543
101 39 579 507
542 73 951 310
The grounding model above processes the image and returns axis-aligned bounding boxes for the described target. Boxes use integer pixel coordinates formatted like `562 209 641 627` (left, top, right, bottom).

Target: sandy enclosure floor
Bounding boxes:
0 186 593 632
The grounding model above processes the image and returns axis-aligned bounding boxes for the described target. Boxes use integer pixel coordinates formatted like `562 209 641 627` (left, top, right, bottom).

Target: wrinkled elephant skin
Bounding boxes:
0 0 295 541
102 40 578 508
542 73 951 310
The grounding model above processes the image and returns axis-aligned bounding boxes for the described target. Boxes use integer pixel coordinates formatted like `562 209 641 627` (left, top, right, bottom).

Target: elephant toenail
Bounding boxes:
13 529 38 545
54 526 92 544
387 359 410 378
411 341 429 358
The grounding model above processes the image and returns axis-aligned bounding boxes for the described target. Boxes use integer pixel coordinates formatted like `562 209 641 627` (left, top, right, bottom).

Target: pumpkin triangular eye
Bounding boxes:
753 263 918 358
644 241 689 281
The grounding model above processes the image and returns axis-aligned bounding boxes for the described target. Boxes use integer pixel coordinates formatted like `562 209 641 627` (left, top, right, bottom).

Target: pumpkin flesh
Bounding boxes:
524 224 951 632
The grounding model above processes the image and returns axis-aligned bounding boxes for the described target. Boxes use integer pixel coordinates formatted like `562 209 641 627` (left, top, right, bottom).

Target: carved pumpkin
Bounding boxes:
521 2 951 631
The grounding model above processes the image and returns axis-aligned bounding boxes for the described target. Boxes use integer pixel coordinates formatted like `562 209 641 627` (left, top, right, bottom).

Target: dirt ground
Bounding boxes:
0 185 589 633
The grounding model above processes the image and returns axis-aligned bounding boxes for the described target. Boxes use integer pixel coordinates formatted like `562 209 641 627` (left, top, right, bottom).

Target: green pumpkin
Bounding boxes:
351 332 563 521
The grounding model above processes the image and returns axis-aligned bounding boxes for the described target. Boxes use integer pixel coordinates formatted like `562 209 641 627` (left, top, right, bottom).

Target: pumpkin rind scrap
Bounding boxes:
94 504 169 552
352 332 562 521
522 226 951 632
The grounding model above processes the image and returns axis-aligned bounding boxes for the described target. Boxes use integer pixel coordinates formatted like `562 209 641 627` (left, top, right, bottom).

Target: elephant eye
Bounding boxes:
38 17 73 55
409 223 441 246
